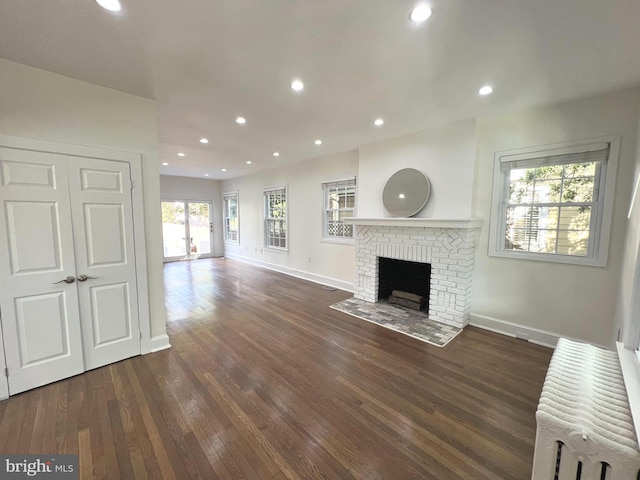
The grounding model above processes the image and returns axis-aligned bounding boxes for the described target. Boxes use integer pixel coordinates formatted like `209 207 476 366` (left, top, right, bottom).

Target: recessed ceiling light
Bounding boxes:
204 173 209 177
96 0 121 12
177 152 185 157
291 80 304 92
236 117 246 124
221 168 227 172
162 162 169 166
315 139 322 145
200 138 209 144
246 161 252 165
410 3 432 23
478 85 493 96
374 118 384 127
273 152 280 157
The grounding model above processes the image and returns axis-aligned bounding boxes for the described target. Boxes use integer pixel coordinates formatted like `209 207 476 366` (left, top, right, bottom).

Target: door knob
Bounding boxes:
77 274 98 282
53 276 76 284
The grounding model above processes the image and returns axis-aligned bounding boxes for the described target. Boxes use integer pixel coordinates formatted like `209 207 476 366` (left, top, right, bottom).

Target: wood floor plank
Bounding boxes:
106 398 135 479
14 389 40 453
39 383 60 453
0 393 28 453
0 258 552 479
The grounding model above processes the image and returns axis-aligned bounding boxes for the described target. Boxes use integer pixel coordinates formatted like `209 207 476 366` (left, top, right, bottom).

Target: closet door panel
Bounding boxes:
67 158 141 370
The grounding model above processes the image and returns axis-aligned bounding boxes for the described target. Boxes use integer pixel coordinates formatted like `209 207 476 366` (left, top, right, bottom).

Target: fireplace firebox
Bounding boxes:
377 257 431 310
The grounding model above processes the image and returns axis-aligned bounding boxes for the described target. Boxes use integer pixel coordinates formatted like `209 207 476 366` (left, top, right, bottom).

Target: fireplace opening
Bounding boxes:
377 257 431 311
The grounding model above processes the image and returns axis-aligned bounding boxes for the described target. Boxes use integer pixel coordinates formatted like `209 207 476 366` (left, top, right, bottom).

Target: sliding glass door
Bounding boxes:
162 200 213 261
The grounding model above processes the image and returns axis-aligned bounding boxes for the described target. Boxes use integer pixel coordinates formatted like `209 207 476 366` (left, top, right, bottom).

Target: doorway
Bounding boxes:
162 200 214 261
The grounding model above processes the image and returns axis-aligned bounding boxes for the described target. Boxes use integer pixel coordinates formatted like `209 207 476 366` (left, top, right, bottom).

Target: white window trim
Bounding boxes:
223 190 240 245
322 176 356 244
488 136 620 267
263 185 288 252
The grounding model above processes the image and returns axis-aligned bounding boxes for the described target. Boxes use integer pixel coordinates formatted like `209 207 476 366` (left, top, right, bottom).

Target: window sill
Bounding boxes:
224 240 240 245
321 237 355 246
263 246 289 254
616 342 640 444
488 249 606 267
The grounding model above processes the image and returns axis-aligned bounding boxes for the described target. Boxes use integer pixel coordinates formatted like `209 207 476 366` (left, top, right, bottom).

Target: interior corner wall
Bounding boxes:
617 98 640 348
357 120 476 219
159 175 224 257
221 151 358 290
472 87 640 347
0 58 167 339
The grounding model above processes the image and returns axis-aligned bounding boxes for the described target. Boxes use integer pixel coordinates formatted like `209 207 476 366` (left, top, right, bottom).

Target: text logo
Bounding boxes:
0 455 78 479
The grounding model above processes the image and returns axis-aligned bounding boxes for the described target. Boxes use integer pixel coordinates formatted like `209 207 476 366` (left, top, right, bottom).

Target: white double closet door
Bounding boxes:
0 148 141 395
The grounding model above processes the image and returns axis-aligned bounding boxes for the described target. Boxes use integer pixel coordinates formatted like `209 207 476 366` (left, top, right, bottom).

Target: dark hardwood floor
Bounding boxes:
0 258 552 479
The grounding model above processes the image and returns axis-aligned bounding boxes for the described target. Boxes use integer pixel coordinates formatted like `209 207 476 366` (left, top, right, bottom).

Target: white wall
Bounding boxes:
0 58 167 338
618 100 640 348
221 151 358 289
357 120 476 219
472 88 640 346
160 175 224 257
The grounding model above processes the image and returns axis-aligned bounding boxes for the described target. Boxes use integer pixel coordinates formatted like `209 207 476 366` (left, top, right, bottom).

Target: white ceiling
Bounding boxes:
0 0 639 179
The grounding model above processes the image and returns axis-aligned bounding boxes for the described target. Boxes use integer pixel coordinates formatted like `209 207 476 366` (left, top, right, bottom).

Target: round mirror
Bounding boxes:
382 168 431 217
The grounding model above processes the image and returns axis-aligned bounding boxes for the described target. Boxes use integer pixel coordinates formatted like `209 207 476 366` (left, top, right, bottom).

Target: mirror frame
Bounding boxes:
382 168 431 217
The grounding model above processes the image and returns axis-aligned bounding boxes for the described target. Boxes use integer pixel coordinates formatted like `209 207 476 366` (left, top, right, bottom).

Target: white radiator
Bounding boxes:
532 338 640 480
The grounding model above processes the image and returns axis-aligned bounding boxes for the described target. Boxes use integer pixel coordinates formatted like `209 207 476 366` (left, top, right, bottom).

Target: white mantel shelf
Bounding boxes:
345 217 483 229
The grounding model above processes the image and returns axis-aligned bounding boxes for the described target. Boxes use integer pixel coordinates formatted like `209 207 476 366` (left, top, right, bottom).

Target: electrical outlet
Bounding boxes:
307 256 311 263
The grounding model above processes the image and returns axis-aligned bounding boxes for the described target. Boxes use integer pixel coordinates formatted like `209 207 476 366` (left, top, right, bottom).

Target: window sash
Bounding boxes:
264 188 287 249
223 194 239 242
498 147 607 258
323 180 355 239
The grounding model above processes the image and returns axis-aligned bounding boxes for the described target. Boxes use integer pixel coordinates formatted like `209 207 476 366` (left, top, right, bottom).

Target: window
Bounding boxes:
223 192 239 243
489 137 619 266
323 178 356 241
264 187 287 249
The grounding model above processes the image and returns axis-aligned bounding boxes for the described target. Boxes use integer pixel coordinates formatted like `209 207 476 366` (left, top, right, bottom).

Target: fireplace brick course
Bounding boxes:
353 224 480 328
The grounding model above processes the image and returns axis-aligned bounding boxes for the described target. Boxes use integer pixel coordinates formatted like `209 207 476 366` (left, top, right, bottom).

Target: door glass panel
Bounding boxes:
162 201 187 258
189 202 211 255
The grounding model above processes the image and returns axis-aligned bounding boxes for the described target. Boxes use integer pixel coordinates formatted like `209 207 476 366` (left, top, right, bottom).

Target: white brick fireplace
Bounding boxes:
347 218 482 328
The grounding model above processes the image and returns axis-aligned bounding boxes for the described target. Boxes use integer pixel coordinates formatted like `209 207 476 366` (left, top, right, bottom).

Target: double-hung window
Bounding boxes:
223 192 239 243
488 137 619 266
323 178 356 241
264 186 287 249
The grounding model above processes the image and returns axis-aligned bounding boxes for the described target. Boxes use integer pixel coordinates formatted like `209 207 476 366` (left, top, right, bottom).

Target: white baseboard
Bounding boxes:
469 313 561 348
469 313 610 350
224 253 354 293
149 334 171 352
